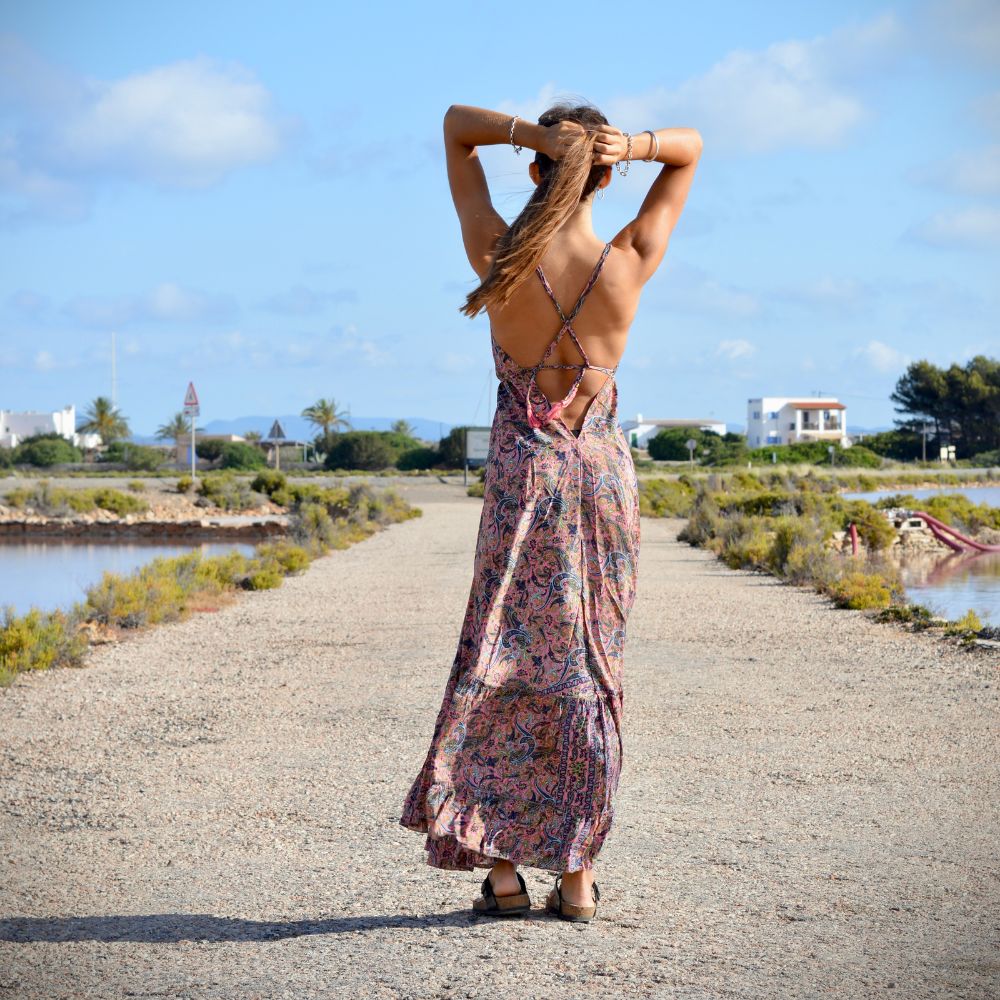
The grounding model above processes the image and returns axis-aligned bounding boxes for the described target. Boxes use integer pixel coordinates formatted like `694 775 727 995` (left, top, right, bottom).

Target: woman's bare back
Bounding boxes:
487 235 643 431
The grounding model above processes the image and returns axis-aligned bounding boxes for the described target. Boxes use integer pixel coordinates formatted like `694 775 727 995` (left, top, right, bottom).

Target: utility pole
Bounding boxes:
111 331 117 409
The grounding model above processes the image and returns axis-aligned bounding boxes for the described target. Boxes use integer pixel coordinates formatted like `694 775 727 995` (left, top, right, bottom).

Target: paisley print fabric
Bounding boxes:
399 245 640 873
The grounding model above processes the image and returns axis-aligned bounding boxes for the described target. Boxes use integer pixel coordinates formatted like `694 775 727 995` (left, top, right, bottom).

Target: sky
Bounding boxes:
1 0 998 438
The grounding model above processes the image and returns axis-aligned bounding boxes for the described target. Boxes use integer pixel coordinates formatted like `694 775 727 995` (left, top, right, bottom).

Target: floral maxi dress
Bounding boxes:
399 242 640 873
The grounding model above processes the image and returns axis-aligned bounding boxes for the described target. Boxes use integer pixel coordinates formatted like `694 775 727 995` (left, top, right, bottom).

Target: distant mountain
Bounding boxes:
134 415 454 444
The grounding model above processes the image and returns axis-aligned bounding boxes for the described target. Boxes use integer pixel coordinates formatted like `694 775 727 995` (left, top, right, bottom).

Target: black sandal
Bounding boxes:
545 873 601 922
471 869 532 917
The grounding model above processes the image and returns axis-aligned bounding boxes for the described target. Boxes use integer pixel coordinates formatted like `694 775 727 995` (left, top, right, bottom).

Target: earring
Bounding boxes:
597 186 605 200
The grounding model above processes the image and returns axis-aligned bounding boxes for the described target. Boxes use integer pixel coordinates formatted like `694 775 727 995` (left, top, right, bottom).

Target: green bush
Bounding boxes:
244 566 284 590
823 571 895 610
128 480 146 493
324 432 396 471
256 541 311 574
196 472 261 511
0 605 88 681
176 475 193 493
101 441 166 471
0 447 13 469
219 441 267 470
195 439 226 461
250 470 288 496
638 478 696 517
2 482 147 516
13 434 82 467
826 445 882 468
397 446 440 470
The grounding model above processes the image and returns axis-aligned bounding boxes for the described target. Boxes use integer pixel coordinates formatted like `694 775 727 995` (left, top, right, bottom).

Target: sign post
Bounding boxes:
464 427 491 487
183 382 200 482
685 438 698 468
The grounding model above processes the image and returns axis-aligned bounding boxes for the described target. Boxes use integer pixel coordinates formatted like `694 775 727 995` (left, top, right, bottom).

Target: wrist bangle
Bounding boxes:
643 129 659 162
509 115 522 155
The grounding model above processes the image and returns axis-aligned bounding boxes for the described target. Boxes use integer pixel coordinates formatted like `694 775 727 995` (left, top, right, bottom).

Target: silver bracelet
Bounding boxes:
616 132 632 177
643 129 659 162
509 115 522 155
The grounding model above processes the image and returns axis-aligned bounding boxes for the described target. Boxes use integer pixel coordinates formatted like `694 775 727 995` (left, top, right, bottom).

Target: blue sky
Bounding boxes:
1 0 998 437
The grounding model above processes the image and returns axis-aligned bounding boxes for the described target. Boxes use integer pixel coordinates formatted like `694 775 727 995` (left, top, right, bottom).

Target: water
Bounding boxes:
842 485 1000 507
842 484 999 624
2 540 258 616
894 551 1000 625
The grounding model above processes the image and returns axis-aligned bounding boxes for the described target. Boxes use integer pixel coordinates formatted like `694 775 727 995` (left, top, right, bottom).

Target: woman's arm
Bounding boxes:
443 105 579 278
597 125 703 280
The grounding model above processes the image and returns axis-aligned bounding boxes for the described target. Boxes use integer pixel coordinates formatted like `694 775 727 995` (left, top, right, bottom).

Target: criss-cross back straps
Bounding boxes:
525 242 613 430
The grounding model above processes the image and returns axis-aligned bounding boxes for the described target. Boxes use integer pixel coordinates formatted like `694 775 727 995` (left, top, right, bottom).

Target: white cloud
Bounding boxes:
909 206 1000 248
0 35 292 222
605 15 898 154
63 282 238 327
716 339 756 361
781 276 872 313
913 145 1000 196
33 350 55 371
434 352 477 375
260 285 357 316
854 340 909 373
658 262 761 319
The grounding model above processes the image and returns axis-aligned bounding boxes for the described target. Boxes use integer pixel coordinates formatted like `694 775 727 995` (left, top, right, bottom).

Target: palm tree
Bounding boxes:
155 412 192 445
302 397 351 436
78 396 130 445
391 419 415 436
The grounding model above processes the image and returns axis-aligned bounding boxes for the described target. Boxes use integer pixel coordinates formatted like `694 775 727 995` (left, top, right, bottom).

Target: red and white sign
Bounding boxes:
183 381 200 415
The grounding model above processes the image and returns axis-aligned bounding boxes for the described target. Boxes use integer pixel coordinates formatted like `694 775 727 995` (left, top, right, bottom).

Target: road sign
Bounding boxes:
465 428 491 463
183 381 200 415
267 419 286 441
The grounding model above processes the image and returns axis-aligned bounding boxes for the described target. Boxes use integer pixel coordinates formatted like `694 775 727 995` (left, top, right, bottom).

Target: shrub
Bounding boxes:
842 501 897 551
250 470 288 496
0 606 87 681
176 475 193 494
196 473 261 511
826 445 882 468
639 478 696 517
324 431 396 471
195 439 226 461
823 571 895 610
219 441 267 470
243 566 284 590
256 541 310 574
397 446 440 471
128 480 146 493
101 442 166 471
13 434 82 467
944 609 983 637
0 447 13 469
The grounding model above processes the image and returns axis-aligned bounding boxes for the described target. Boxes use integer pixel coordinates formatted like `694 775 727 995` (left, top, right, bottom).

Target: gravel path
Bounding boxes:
1 480 997 1000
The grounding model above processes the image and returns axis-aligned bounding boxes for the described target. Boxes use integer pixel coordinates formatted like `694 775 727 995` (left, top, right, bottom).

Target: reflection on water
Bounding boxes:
842 485 999 624
896 550 1000 624
4 540 258 616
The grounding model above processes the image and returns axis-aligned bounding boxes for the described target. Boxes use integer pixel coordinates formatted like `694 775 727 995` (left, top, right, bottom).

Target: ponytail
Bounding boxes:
461 126 598 318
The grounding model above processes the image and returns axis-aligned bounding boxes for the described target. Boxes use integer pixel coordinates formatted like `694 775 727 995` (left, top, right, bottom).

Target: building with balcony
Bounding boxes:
746 397 848 448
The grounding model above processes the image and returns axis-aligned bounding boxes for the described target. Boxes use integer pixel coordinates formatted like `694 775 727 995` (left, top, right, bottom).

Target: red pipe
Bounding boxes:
915 511 1000 553
848 522 859 555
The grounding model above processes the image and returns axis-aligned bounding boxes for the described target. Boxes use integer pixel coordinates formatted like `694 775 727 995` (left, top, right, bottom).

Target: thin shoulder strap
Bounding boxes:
535 241 613 324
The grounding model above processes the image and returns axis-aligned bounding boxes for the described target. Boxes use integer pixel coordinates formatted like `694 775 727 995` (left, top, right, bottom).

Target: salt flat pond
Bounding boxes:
843 484 999 624
4 540 257 616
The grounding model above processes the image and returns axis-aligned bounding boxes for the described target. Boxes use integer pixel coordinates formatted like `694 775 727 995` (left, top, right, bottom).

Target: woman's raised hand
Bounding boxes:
591 125 628 166
542 119 588 160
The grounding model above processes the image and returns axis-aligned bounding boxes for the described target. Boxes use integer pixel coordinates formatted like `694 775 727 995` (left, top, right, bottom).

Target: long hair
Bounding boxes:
461 102 609 318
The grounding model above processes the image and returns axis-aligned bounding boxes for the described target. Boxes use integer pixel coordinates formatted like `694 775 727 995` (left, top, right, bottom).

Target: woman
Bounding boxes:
399 100 701 922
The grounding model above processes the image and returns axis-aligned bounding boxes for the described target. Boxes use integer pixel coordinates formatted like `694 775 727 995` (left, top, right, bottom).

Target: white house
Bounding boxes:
620 413 728 449
746 397 848 448
0 405 101 450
